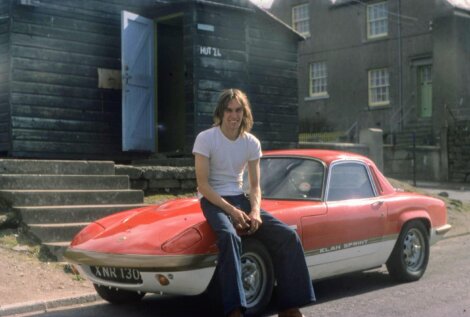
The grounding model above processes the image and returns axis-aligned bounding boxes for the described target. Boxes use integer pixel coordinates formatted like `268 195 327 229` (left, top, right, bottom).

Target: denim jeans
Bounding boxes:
200 194 315 316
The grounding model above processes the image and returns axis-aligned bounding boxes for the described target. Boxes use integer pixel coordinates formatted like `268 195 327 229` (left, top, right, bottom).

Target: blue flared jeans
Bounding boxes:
200 194 315 316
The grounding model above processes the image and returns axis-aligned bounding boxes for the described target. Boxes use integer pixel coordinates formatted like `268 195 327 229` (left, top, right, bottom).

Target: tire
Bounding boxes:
242 239 274 317
386 220 430 282
93 284 145 304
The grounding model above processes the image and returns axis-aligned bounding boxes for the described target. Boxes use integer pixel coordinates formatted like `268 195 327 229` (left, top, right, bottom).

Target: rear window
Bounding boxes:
245 157 325 200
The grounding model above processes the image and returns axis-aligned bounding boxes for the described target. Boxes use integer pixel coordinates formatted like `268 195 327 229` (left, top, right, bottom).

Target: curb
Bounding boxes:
0 293 100 317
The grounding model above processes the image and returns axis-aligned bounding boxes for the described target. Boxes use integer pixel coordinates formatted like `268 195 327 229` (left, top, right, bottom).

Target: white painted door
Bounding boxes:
121 11 156 152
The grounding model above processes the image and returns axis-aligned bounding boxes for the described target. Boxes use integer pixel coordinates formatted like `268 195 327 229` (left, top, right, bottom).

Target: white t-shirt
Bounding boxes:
192 126 262 196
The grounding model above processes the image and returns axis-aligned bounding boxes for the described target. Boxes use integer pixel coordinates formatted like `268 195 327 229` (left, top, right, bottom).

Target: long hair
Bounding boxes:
213 88 254 135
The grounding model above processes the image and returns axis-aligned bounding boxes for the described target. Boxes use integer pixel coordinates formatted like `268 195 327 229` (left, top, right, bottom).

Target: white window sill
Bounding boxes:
368 102 391 109
366 34 388 41
305 94 329 101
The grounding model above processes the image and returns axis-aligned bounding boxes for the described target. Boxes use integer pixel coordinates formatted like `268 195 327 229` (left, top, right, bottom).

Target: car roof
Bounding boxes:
262 149 373 166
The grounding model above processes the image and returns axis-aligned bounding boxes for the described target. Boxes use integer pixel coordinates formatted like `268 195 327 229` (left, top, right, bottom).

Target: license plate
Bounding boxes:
90 266 142 284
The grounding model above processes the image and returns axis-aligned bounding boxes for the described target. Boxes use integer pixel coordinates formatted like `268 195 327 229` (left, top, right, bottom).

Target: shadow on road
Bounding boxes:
313 269 396 303
32 269 399 317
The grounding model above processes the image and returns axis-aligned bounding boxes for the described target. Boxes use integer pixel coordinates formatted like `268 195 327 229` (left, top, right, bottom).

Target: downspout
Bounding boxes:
397 0 403 132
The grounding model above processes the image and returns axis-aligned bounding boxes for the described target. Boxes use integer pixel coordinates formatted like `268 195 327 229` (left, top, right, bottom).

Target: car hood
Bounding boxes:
72 198 212 255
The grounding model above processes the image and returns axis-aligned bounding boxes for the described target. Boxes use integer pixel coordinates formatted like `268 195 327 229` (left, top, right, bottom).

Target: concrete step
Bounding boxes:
0 159 149 262
0 189 144 206
28 222 89 243
17 204 147 224
132 157 194 167
0 175 130 190
0 159 115 175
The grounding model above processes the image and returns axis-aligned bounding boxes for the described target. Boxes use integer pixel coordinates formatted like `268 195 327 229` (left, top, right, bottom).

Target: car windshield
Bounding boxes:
244 157 325 200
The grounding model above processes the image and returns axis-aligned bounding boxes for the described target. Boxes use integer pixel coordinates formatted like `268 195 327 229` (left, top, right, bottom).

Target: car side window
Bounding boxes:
327 162 375 201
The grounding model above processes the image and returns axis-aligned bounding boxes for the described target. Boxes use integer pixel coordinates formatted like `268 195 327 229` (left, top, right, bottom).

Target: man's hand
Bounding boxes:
247 210 262 234
229 207 252 231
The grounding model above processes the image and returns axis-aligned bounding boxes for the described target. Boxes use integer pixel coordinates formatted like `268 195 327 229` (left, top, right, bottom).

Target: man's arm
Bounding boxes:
247 158 262 233
194 153 251 229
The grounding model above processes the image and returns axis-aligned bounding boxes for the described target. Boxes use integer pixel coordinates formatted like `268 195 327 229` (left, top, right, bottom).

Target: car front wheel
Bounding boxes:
386 220 430 282
93 284 145 304
242 238 275 316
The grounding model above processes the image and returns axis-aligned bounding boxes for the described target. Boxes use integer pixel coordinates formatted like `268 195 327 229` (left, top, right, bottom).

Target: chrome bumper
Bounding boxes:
430 224 452 245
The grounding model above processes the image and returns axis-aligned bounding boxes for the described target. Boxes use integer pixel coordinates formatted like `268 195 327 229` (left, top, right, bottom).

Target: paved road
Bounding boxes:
32 235 470 317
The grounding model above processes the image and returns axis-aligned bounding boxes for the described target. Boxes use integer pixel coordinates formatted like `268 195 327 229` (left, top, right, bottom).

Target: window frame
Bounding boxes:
367 1 388 40
368 68 390 107
292 3 310 37
325 160 378 202
309 61 328 98
255 155 327 201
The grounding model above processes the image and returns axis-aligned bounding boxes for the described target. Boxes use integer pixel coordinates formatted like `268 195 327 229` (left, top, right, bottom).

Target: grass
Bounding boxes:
0 228 42 258
144 191 196 205
0 229 18 248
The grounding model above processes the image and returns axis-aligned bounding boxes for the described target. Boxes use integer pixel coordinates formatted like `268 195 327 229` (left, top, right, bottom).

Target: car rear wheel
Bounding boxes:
242 238 274 316
93 284 145 304
386 220 429 282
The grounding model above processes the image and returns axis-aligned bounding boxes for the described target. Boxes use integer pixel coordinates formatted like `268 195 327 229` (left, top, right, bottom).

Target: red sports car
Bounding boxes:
65 149 451 316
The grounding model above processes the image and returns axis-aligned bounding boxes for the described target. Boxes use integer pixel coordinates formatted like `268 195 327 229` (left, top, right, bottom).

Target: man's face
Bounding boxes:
222 99 244 132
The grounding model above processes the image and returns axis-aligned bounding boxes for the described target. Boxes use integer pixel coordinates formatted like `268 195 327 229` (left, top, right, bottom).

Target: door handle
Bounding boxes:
123 73 132 83
371 201 384 209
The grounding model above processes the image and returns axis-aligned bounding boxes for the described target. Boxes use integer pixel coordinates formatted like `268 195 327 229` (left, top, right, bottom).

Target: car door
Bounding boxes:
307 161 388 277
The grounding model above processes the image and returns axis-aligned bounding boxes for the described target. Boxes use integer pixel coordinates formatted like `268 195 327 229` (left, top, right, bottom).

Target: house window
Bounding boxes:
367 2 388 39
292 3 310 36
368 68 390 106
310 62 328 97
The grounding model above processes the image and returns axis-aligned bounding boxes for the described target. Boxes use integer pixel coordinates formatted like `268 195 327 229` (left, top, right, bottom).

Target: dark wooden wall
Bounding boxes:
0 0 300 159
247 10 299 149
192 2 300 150
0 0 10 153
7 0 153 159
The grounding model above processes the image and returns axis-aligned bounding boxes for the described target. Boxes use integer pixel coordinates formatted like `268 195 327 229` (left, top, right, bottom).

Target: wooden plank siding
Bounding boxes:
247 13 299 148
193 2 300 149
0 0 10 152
194 5 300 148
8 0 154 159
192 3 249 140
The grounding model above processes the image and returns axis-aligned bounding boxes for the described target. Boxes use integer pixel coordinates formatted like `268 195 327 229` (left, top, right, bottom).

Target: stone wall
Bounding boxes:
115 165 197 193
448 121 470 182
383 145 441 181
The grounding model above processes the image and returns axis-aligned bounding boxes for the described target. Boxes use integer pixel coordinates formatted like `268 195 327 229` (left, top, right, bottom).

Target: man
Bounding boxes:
193 89 315 317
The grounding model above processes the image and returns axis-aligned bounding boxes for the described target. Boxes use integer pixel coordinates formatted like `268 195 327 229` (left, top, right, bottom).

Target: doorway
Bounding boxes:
156 15 185 152
418 64 432 118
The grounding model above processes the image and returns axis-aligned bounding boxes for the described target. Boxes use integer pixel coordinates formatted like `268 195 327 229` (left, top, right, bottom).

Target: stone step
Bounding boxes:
0 189 144 206
16 204 147 224
132 157 194 167
28 222 89 243
0 175 130 190
0 159 115 175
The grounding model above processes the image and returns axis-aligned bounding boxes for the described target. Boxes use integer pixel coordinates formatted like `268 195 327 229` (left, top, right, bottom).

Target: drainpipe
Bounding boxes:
397 0 403 132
